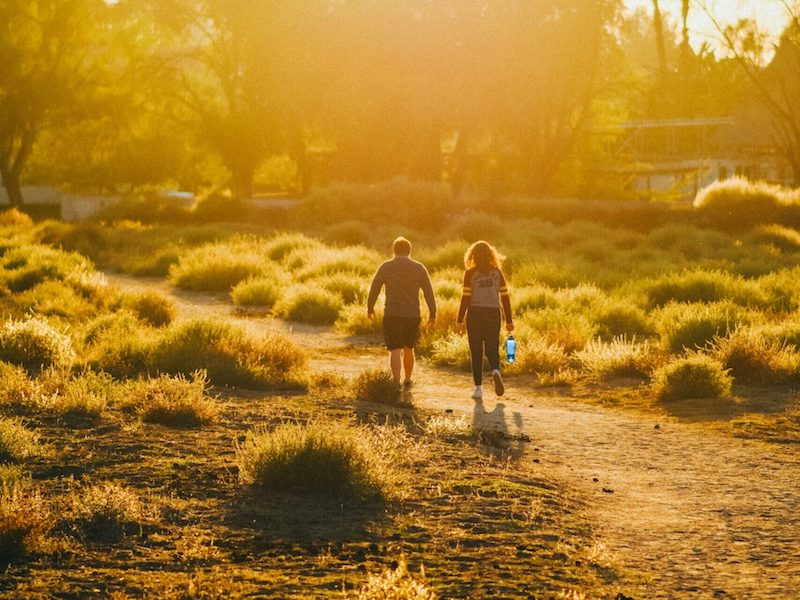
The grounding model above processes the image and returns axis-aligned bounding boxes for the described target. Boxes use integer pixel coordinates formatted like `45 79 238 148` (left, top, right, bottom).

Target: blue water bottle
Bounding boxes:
506 334 516 364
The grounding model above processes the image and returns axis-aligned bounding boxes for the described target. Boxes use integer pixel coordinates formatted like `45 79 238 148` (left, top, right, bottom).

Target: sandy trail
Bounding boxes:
112 273 800 598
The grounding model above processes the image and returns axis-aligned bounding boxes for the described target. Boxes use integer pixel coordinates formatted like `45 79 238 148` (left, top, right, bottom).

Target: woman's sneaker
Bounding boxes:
492 369 504 396
471 386 483 400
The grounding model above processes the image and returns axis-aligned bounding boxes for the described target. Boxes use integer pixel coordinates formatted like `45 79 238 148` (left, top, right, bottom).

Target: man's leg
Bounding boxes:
402 347 415 381
389 348 403 383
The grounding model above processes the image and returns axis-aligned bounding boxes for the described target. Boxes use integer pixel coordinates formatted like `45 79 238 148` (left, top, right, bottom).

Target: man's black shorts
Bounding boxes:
383 315 421 350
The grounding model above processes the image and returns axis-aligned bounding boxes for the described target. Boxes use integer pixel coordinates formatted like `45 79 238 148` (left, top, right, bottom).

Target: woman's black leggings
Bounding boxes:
466 306 501 385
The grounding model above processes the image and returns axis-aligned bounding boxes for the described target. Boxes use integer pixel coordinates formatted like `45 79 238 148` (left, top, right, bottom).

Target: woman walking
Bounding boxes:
456 241 514 400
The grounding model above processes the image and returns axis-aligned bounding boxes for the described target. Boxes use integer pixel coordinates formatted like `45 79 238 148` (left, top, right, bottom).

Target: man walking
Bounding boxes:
367 236 436 387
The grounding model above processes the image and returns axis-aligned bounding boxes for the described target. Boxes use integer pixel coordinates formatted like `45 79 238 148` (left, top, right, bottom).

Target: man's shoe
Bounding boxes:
471 386 483 400
402 379 414 390
492 369 504 397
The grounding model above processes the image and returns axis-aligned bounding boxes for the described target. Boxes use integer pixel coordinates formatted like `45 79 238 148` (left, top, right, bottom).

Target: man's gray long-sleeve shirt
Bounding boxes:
367 255 436 319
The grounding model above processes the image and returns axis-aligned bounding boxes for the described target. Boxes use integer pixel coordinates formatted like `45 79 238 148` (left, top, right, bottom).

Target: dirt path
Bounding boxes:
112 274 800 598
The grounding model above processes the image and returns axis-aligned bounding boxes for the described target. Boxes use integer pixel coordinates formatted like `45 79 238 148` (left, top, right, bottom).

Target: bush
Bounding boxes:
505 335 570 375
519 308 596 353
0 317 75 372
51 370 116 418
321 220 374 247
0 418 40 463
335 305 383 336
0 208 33 228
592 301 654 340
134 371 218 428
576 337 663 379
263 232 322 261
430 332 471 370
66 482 150 542
415 239 468 273
351 369 404 406
151 318 307 390
512 285 559 314
82 313 152 378
747 224 800 253
1 244 93 293
272 285 344 325
656 301 751 354
236 421 400 502
13 280 96 322
637 269 765 308
169 239 270 292
694 177 795 230
313 272 367 305
0 482 49 563
120 290 176 327
293 246 380 281
0 363 40 413
230 276 282 307
711 328 797 384
652 355 733 401
352 556 436 600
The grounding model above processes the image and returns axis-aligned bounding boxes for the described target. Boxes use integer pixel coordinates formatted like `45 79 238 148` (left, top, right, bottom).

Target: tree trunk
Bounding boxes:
0 169 24 208
652 0 668 83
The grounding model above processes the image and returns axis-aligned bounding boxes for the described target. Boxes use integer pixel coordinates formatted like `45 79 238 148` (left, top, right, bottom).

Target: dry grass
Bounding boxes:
350 556 436 599
132 371 219 428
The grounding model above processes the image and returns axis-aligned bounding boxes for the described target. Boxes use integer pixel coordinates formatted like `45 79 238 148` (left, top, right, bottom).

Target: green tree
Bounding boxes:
0 0 105 206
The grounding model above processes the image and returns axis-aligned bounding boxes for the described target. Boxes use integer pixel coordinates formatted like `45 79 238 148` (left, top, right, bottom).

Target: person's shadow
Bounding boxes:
472 397 527 459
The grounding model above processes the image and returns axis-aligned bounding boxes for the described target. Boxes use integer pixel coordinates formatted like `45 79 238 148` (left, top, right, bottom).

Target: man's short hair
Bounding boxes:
393 237 412 256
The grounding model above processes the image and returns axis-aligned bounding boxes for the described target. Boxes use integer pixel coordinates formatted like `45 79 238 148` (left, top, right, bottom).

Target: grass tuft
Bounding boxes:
236 421 402 502
351 556 436 599
0 417 40 463
134 371 219 428
352 369 405 406
0 317 75 372
652 354 733 401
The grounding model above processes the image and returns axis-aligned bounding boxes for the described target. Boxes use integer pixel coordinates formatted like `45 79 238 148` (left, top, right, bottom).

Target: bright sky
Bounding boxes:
623 0 792 53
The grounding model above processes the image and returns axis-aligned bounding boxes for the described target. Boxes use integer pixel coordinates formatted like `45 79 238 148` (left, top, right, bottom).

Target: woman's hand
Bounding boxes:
506 321 515 333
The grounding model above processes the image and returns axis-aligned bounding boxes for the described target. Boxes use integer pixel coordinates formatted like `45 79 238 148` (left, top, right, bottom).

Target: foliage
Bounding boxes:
119 290 176 327
272 285 344 325
0 317 75 372
51 370 116 419
747 224 800 253
230 276 281 307
0 481 49 564
652 355 733 401
576 337 663 380
711 328 797 385
0 418 40 463
655 301 752 354
505 335 570 375
352 556 436 600
335 305 383 336
430 333 471 370
693 178 798 230
132 372 218 428
65 482 150 542
351 369 404 406
236 421 401 502
169 239 272 292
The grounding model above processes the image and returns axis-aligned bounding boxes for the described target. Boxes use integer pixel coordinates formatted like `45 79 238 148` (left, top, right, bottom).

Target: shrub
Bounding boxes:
414 239 468 273
431 269 462 301
335 305 383 336
0 317 75 372
313 272 367 305
652 355 733 401
0 362 40 413
191 194 249 223
519 308 596 353
124 246 182 277
352 369 404 406
236 421 401 502
656 301 751 354
637 269 765 308
134 371 218 428
0 482 49 563
321 220 374 247
272 285 344 325
747 224 800 253
693 177 793 230
0 244 93 293
576 337 663 379
512 284 559 313
592 301 654 340
66 482 149 542
82 313 152 378
120 290 176 327
0 208 33 228
230 276 281 307
293 246 379 281
263 232 322 261
756 268 800 312
0 418 40 462
352 556 436 600
430 332 471 370
505 336 570 375
511 260 583 289
445 210 508 242
151 318 307 390
169 239 270 291
13 280 96 322
711 328 797 385
51 370 116 419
